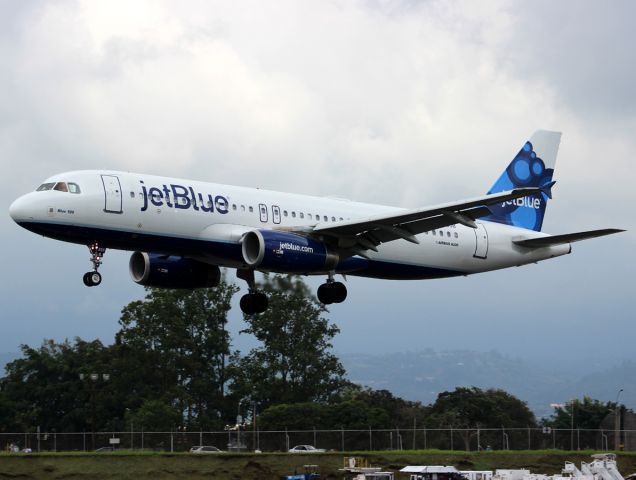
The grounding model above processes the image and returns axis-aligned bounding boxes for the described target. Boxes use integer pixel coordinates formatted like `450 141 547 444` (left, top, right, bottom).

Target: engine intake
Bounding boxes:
129 252 221 289
241 230 338 273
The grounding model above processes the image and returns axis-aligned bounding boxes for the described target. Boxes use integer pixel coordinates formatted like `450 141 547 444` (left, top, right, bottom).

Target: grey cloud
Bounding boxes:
504 0 636 118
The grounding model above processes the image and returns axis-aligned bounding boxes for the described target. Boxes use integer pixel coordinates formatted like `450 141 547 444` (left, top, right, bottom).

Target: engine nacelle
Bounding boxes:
241 230 338 273
129 252 221 289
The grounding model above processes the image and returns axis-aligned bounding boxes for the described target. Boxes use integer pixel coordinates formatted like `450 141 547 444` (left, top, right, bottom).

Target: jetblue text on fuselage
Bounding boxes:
140 181 229 214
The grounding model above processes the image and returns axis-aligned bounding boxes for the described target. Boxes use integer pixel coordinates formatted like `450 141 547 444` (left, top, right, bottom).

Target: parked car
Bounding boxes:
288 445 326 453
189 445 223 454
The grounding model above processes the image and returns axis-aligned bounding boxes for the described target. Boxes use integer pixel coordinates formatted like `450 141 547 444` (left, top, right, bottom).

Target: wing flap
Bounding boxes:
513 229 625 248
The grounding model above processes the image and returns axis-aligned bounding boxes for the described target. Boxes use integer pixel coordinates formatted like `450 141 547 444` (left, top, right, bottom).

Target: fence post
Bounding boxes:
528 426 531 450
341 427 344 452
413 417 416 450
369 426 372 451
170 432 174 453
424 427 427 450
450 426 454 451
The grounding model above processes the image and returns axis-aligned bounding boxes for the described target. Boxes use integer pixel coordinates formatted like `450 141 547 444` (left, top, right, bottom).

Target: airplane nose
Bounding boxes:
9 195 33 223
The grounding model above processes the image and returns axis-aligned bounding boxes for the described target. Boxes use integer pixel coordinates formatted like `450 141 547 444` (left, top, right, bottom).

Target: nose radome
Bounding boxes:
9 195 33 223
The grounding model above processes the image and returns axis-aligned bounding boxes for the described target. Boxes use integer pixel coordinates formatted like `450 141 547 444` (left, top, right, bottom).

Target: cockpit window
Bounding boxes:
54 182 69 192
36 183 55 191
68 182 81 194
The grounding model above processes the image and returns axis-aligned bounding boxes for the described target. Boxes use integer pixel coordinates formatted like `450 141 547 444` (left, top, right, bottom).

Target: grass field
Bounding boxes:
1 450 635 480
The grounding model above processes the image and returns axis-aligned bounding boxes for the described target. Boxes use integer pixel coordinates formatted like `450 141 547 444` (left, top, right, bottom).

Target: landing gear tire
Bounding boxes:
240 292 269 315
84 242 106 287
83 271 102 287
317 281 347 305
331 281 347 303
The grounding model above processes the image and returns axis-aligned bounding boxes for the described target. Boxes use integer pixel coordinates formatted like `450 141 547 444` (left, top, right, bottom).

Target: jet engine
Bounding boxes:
129 251 221 289
241 230 338 273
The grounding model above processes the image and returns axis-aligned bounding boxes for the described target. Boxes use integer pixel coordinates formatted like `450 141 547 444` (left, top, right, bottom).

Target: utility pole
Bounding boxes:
614 389 623 451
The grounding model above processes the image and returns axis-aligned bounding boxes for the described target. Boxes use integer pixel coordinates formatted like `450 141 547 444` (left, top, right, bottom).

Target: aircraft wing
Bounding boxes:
302 187 547 253
512 229 625 248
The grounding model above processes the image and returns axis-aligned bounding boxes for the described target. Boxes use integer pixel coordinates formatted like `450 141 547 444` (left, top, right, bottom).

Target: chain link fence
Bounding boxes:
1 428 635 453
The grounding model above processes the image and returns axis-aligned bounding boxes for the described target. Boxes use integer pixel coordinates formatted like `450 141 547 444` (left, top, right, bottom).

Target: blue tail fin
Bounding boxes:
482 130 561 232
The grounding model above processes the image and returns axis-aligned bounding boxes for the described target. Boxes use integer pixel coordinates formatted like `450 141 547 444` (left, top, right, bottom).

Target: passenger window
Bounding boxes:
129 191 135 198
323 215 328 222
241 205 245 212
300 213 304 219
331 216 335 222
439 230 443 236
232 204 237 210
249 206 253 213
284 210 288 217
447 231 451 237
433 230 436 236
54 182 68 192
292 212 296 218
36 183 55 191
454 232 458 238
68 183 81 194
339 217 343 221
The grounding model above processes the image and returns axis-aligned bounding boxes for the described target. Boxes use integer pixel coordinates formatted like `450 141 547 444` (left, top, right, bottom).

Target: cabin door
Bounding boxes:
101 175 123 214
473 223 488 259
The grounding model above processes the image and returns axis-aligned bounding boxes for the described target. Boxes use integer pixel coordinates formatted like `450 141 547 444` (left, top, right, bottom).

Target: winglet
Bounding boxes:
540 180 557 200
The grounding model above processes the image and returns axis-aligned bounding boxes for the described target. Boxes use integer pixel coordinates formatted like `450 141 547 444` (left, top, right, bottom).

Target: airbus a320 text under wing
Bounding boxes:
9 131 624 314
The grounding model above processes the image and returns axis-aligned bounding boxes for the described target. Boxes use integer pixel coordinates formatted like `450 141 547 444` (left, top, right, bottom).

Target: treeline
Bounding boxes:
0 275 618 437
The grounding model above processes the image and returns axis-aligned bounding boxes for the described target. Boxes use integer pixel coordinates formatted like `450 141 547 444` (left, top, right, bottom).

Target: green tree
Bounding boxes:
126 399 182 432
543 396 616 429
1 339 114 432
116 279 239 429
428 387 536 450
230 275 346 408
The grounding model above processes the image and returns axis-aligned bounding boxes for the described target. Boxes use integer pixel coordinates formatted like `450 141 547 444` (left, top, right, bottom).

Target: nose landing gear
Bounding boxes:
237 269 269 315
83 242 105 287
317 275 347 305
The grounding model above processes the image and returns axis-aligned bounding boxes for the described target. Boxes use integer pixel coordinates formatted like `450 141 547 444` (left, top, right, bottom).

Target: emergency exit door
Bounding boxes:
473 223 488 259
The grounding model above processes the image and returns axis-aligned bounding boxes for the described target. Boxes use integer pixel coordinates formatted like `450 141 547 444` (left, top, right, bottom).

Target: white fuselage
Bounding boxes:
9 170 571 281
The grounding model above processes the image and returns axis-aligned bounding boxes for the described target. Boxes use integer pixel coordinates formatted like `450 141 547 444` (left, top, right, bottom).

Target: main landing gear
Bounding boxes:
317 275 347 305
83 242 105 287
237 269 268 315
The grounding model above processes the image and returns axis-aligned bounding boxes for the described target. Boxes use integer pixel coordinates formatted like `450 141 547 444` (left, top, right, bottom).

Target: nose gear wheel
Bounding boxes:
83 242 106 287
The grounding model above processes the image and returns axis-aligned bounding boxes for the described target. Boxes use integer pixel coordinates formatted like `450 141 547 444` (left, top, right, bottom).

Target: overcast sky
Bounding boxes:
1 0 634 400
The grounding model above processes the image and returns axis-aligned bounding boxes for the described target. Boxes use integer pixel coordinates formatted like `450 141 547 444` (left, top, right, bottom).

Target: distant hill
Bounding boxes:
340 349 636 418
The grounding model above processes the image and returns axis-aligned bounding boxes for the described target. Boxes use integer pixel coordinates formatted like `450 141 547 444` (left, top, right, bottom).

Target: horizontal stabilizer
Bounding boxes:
513 229 625 248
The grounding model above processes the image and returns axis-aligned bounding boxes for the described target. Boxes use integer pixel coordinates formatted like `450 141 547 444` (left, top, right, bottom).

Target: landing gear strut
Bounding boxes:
237 269 268 315
317 274 347 305
83 242 105 287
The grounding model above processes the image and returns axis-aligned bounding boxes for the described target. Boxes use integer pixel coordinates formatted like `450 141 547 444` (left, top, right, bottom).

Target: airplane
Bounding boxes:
9 130 624 314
